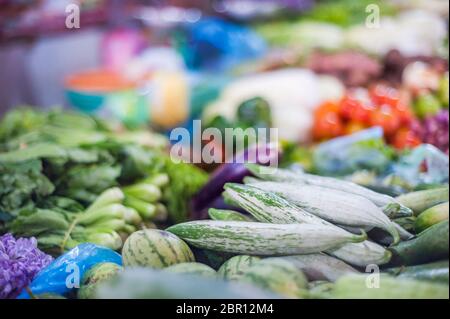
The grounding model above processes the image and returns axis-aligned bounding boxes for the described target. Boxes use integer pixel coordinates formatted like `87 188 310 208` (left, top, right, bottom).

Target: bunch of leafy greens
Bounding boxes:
162 156 208 223
0 160 54 218
0 109 164 208
0 108 208 251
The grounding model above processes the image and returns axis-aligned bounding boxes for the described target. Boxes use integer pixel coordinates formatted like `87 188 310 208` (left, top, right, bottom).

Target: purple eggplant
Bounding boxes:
190 143 281 219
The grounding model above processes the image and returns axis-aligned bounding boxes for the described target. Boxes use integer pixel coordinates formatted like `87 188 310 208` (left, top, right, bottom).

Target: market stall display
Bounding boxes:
0 0 449 301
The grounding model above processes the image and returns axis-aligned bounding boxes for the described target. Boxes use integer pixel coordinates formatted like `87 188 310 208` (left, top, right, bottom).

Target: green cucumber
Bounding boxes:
390 220 449 266
415 202 449 233
218 255 261 281
396 187 449 215
164 262 216 277
327 274 449 299
122 229 195 268
239 258 308 299
208 208 255 222
167 220 366 256
386 260 449 284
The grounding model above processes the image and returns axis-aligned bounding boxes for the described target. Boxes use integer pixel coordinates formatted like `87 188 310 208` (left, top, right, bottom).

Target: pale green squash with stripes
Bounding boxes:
218 255 261 280
166 220 366 255
122 229 195 268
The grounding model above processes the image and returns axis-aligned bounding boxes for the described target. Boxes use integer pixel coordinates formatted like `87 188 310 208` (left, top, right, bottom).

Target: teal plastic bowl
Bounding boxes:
65 89 106 113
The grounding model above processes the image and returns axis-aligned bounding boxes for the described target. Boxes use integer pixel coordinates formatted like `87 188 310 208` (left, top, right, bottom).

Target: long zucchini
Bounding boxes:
390 220 449 266
239 181 400 243
326 274 449 299
396 187 449 216
167 220 366 256
386 260 449 284
415 202 449 233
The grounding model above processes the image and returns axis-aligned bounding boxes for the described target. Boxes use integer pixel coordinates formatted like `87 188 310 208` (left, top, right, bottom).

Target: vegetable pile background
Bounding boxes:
0 0 449 300
0 109 208 296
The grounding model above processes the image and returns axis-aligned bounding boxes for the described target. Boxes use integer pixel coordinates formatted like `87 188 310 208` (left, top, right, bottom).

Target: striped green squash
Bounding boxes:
239 258 308 299
164 262 216 277
122 229 195 268
218 255 261 281
167 220 366 256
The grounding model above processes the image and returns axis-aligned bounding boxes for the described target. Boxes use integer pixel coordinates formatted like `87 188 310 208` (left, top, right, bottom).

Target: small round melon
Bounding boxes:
218 255 261 281
239 258 308 298
78 262 122 299
122 229 195 268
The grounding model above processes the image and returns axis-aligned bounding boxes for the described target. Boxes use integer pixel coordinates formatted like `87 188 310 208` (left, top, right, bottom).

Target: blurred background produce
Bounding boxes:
0 0 449 300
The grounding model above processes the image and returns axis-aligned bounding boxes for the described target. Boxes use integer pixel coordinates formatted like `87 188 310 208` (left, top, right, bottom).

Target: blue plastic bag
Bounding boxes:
176 17 266 71
17 243 122 299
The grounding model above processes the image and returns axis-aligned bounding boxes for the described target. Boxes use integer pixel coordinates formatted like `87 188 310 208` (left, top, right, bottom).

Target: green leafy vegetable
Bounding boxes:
161 156 208 223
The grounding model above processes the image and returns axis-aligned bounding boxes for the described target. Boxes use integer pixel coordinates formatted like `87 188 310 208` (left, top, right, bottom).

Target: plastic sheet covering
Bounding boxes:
390 144 449 187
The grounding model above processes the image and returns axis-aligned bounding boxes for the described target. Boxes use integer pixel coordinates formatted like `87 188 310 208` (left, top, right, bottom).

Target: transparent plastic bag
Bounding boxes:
313 127 391 176
390 144 449 187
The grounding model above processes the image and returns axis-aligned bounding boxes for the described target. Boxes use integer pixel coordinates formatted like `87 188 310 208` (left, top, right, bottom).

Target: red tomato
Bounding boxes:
369 84 400 108
313 112 344 140
369 105 401 136
394 102 415 126
392 128 422 150
315 101 340 117
339 97 374 124
345 121 367 135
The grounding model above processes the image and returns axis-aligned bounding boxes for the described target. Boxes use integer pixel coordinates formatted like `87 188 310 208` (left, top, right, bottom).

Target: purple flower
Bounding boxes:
0 233 53 299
